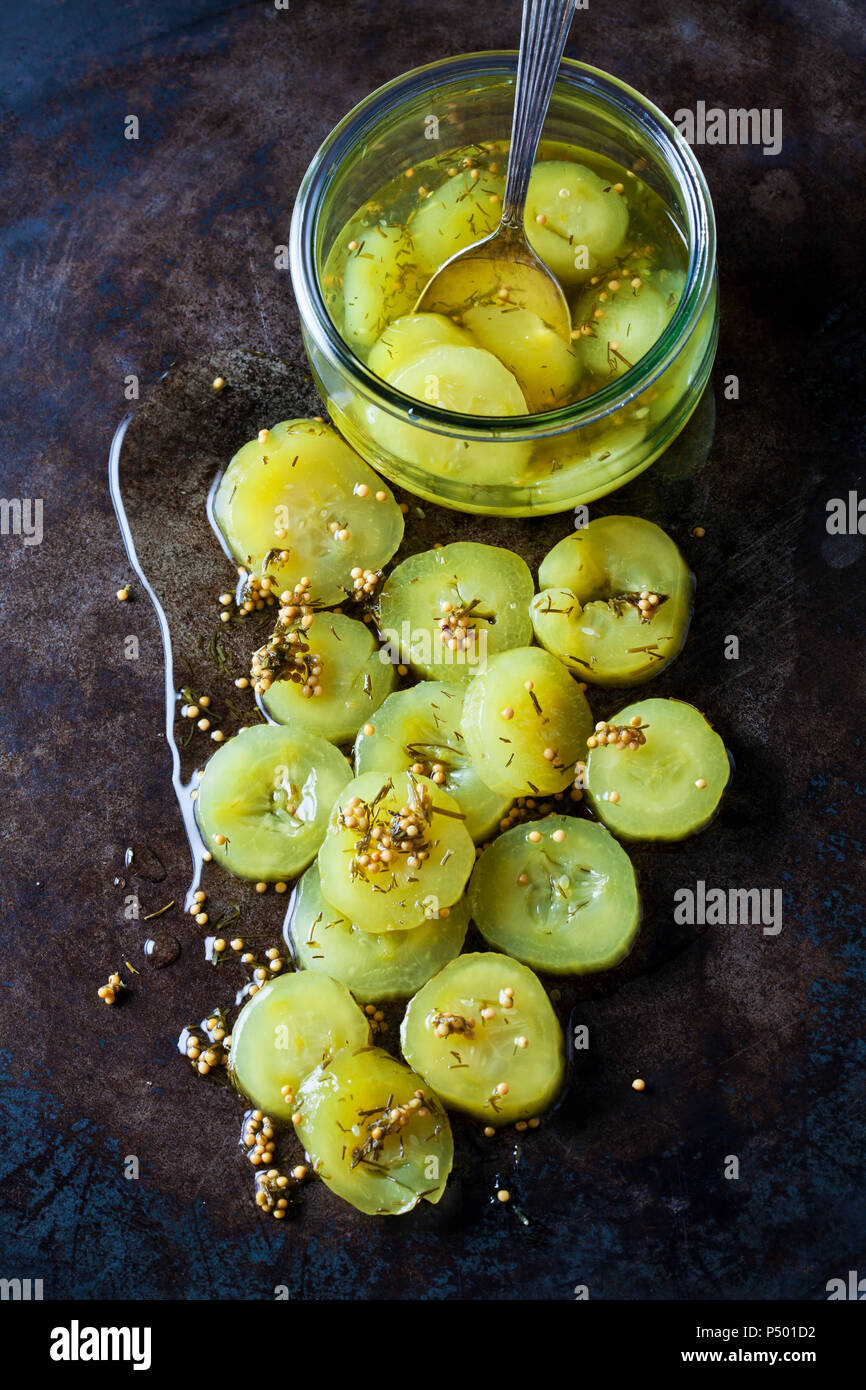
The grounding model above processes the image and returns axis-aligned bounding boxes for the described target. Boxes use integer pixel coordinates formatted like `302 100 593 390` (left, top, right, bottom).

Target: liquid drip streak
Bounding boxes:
108 393 210 905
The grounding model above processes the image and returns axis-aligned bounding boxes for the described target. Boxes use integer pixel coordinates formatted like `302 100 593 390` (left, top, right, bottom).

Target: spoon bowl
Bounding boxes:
416 222 571 342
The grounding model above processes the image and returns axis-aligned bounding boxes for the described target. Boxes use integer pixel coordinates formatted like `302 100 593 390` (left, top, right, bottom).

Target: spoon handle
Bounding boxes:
501 0 575 229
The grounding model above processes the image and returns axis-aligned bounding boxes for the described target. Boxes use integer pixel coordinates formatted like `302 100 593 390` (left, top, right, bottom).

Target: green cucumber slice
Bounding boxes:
400 952 565 1126
524 160 629 286
575 279 677 379
377 542 534 684
468 814 641 974
462 303 582 412
410 167 506 270
261 611 396 744
285 861 469 1003
367 312 474 381
460 647 594 797
531 515 694 685
294 1045 453 1215
368 344 531 483
212 419 404 607
354 681 511 842
342 225 427 350
317 770 475 932
228 970 370 1121
585 697 731 841
196 724 351 880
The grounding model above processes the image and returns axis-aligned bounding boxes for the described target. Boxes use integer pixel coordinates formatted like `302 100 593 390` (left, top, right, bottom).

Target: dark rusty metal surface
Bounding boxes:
0 0 864 1300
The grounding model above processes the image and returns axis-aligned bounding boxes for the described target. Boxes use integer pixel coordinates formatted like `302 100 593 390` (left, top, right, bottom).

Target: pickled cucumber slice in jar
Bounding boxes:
370 344 531 482
228 970 370 1121
285 861 469 1003
531 516 694 685
462 304 582 412
342 225 427 351
410 167 506 271
354 681 511 842
212 419 404 607
293 1045 453 1215
461 647 594 797
317 770 475 932
377 542 534 684
196 724 351 880
261 611 396 744
584 697 731 841
367 312 474 381
400 952 565 1126
575 279 677 379
468 814 641 974
524 160 629 287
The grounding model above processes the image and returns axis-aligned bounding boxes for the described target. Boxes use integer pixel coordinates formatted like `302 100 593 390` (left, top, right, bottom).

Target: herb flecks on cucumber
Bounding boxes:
354 681 511 841
318 771 475 932
285 862 468 1003
401 953 565 1126
260 609 395 745
461 647 594 797
531 515 694 685
293 1046 453 1216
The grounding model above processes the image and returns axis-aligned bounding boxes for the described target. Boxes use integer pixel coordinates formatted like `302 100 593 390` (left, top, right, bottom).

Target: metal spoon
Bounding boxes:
416 0 575 343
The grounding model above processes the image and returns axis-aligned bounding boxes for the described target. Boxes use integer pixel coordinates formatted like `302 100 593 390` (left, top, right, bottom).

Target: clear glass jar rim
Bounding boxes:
290 51 717 442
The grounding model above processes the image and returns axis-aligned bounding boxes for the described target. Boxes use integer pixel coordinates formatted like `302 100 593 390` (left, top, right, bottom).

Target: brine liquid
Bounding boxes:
321 138 688 408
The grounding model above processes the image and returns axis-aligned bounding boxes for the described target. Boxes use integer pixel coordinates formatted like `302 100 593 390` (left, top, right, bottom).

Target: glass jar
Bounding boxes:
290 53 718 517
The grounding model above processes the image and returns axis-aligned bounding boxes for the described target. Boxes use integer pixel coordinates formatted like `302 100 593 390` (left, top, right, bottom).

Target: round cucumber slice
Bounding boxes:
468 814 641 974
462 304 582 411
371 343 531 481
196 724 351 880
261 611 396 744
285 861 469 1003
389 342 527 416
294 1045 453 1215
410 167 506 270
212 419 404 607
524 160 629 286
461 647 594 797
575 279 676 379
354 681 511 842
400 952 565 1126
377 542 534 684
342 225 427 351
317 770 475 932
531 515 694 685
228 971 370 1121
367 312 474 381
585 697 731 841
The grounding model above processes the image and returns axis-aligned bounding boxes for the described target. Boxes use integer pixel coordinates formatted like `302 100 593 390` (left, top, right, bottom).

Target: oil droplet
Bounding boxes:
144 934 181 968
125 843 167 883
